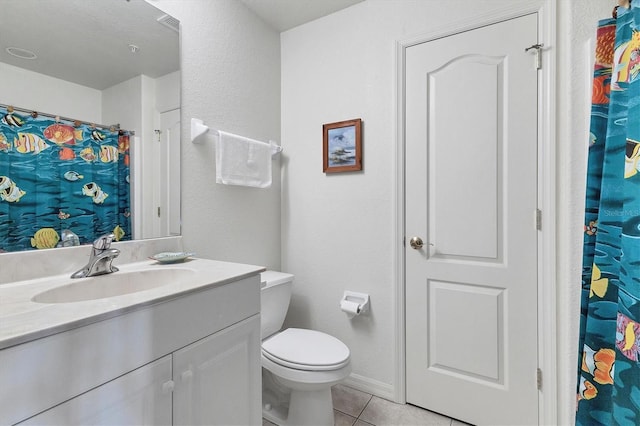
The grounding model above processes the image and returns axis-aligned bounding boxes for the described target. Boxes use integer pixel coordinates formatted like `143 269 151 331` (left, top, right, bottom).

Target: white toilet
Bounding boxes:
260 271 351 426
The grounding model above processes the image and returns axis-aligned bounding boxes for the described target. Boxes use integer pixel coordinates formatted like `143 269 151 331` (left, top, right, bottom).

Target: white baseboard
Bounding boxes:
343 373 396 402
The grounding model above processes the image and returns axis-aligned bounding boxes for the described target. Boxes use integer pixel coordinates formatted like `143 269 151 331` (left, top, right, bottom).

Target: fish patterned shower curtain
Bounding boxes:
0 105 131 252
577 4 640 425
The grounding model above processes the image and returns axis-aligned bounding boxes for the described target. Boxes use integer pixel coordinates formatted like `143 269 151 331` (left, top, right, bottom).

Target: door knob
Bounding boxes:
409 236 424 249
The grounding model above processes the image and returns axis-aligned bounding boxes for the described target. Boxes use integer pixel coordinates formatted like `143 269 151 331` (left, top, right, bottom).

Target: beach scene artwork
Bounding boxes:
323 118 361 173
327 125 357 167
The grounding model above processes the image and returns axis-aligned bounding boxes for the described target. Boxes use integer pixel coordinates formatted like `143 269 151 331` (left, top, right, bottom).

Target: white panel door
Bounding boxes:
173 315 262 426
405 14 539 426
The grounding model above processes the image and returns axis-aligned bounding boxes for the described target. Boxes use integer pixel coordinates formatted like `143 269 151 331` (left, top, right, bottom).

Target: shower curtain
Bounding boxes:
0 105 131 252
577 4 640 425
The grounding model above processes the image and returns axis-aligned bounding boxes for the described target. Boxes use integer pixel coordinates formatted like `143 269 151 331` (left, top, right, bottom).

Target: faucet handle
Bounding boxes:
93 233 115 250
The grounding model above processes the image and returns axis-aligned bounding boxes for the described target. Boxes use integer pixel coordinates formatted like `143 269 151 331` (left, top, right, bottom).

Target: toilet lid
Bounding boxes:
262 328 350 371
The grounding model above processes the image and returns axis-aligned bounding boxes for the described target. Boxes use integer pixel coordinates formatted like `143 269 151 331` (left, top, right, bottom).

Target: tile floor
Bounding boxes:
262 384 472 426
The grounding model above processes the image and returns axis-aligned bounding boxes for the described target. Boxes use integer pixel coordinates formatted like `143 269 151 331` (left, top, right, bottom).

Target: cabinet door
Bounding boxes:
173 315 261 426
20 356 172 426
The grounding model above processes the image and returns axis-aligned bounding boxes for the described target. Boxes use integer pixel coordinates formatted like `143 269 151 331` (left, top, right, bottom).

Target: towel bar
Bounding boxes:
190 118 282 155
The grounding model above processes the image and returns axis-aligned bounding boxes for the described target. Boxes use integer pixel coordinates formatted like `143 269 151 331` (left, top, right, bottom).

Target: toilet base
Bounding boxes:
262 387 333 426
289 387 334 426
261 361 351 426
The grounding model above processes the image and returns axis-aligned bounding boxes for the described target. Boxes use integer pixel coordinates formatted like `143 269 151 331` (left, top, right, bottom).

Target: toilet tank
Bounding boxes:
260 271 294 339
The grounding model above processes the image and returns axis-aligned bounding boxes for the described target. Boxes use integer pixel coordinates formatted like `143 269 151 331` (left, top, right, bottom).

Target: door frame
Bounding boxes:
393 1 557 424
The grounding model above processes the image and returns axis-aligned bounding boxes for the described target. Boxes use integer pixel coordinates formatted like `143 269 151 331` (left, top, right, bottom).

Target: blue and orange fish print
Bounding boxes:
0 105 131 251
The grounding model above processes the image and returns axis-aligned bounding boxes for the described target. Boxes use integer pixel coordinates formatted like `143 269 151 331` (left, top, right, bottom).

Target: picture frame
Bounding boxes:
323 118 362 173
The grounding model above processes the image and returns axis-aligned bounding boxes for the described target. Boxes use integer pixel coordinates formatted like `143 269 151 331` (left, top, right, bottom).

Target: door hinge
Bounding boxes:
535 209 542 230
525 43 544 70
537 368 543 390
157 206 161 218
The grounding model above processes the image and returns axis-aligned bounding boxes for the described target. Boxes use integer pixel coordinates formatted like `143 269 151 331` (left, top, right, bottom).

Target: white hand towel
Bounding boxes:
215 130 272 188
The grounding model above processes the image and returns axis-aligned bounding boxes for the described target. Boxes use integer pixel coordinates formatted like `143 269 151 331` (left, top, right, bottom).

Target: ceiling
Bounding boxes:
241 0 364 32
0 0 361 91
0 0 179 90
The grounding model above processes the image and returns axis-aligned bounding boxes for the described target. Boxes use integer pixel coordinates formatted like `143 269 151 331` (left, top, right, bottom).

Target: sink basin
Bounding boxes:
32 268 196 303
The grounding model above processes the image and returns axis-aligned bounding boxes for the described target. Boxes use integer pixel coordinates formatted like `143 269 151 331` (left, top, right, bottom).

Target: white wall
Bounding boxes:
102 72 182 240
102 76 149 238
156 70 180 113
281 0 612 422
102 76 143 134
152 0 282 269
0 62 101 123
281 0 550 400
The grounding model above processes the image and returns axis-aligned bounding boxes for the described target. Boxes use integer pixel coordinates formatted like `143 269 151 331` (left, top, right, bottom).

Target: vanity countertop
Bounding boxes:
0 258 265 350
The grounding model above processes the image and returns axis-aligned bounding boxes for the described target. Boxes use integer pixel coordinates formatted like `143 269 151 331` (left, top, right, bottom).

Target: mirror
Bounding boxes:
0 0 180 252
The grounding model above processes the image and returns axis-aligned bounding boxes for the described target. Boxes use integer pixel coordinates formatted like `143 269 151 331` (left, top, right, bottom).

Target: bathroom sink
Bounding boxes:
32 267 196 303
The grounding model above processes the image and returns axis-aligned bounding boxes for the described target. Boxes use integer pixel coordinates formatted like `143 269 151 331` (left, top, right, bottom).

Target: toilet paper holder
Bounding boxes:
340 291 370 318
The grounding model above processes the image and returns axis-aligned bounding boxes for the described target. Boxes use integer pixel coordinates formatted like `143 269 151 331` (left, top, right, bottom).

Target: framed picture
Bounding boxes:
323 118 362 173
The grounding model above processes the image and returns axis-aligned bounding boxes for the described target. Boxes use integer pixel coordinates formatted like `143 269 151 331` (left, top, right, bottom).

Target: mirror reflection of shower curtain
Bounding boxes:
0 105 131 252
577 4 640 425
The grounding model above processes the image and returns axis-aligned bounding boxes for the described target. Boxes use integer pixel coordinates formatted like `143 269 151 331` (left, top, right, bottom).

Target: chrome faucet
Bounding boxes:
71 233 120 278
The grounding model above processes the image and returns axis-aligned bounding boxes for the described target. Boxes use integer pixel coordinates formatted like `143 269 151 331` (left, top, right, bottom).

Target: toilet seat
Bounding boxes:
262 328 350 371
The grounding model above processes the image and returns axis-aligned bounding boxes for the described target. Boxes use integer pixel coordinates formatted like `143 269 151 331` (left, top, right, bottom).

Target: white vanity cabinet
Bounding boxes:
20 316 261 426
21 356 173 425
2 272 262 426
173 315 262 425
